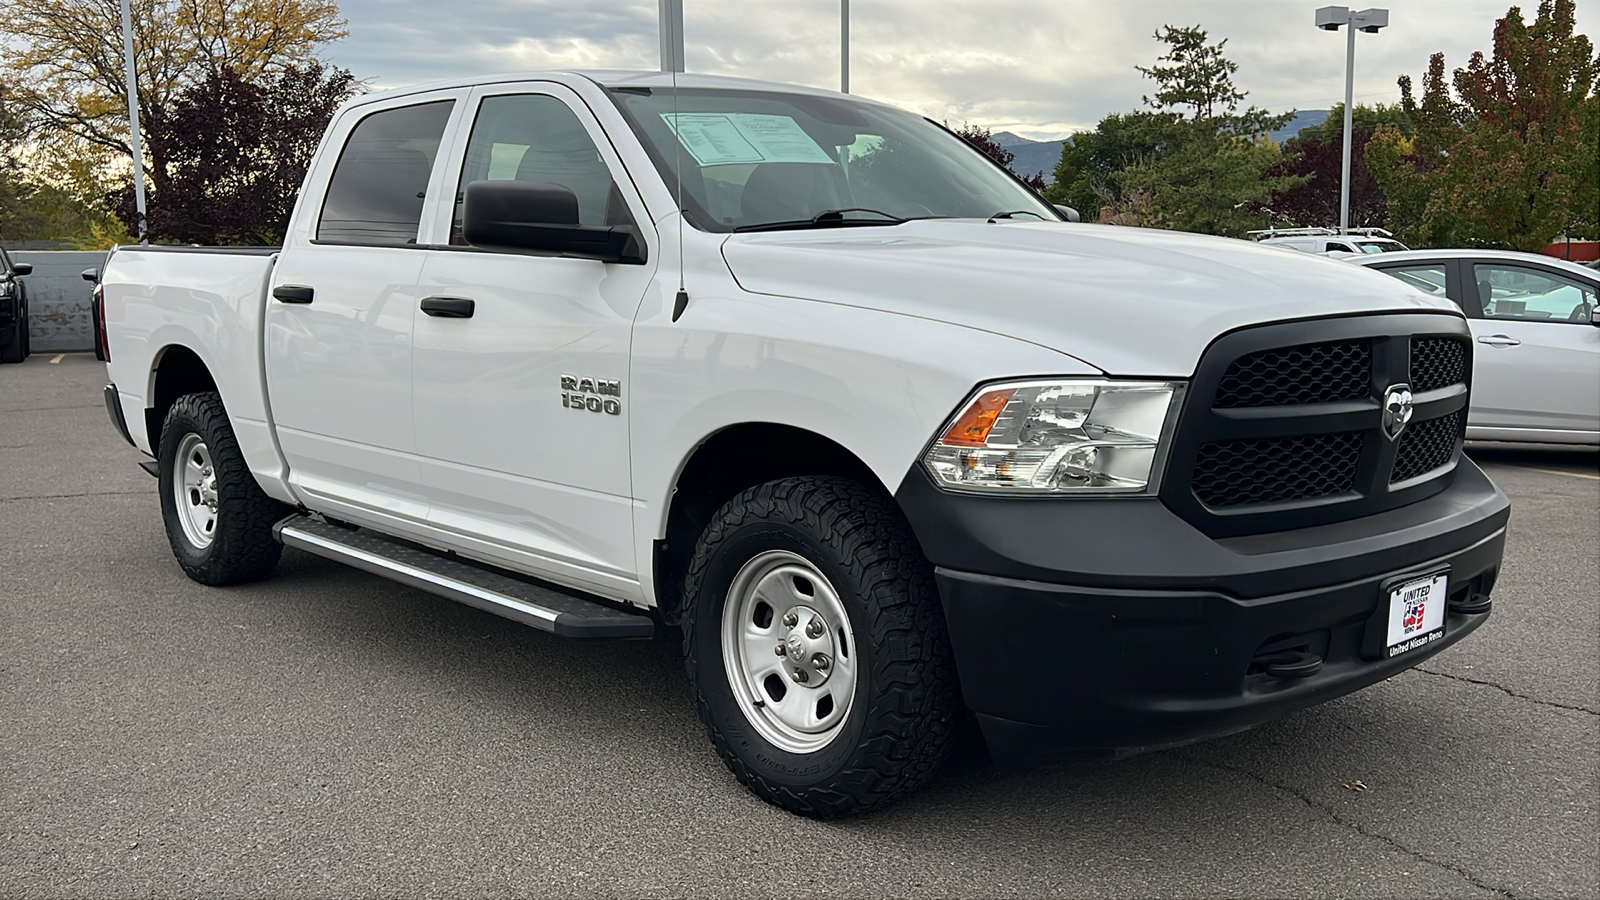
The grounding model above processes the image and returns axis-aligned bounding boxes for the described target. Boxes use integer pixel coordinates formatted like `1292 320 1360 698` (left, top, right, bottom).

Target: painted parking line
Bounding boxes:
1482 464 1600 481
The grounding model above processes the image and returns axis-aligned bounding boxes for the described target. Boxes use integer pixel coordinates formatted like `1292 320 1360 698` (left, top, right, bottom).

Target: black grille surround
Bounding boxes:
1162 314 1472 538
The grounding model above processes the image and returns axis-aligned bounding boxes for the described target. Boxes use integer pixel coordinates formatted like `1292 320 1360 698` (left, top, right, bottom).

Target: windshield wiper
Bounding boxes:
732 208 908 233
987 209 1051 223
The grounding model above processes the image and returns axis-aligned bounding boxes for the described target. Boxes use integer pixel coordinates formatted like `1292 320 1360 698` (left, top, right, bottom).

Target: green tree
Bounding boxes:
1052 24 1297 234
1365 0 1599 249
1135 25 1248 120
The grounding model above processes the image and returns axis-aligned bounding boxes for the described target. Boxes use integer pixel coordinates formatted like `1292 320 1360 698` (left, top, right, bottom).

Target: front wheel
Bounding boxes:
158 392 287 585
682 476 957 818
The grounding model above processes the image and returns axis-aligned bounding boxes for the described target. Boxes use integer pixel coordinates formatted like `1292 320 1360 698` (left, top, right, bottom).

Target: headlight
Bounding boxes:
923 379 1185 494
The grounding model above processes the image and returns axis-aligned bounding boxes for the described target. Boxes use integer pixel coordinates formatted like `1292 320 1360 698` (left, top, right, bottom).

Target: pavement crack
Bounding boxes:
0 404 100 413
1 490 152 502
1191 758 1517 899
1412 666 1598 716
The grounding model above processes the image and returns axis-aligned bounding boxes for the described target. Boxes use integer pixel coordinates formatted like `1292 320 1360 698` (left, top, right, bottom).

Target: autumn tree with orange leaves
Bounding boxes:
1366 0 1599 250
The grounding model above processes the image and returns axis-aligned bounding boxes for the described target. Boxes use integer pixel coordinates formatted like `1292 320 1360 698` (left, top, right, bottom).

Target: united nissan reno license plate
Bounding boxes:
1386 573 1447 657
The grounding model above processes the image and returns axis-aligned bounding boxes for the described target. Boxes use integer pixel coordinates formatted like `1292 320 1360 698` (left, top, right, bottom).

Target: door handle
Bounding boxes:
272 284 315 304
1477 334 1521 348
420 296 475 318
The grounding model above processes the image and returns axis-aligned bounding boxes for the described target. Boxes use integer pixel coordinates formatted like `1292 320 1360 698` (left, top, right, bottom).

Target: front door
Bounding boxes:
1463 261 1600 438
411 84 657 599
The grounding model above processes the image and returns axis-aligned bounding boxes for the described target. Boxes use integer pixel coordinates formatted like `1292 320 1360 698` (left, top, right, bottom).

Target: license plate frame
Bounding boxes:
1384 569 1449 658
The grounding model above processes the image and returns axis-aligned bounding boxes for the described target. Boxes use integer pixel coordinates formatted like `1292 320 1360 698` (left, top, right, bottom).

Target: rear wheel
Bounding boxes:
682 476 957 818
158 392 287 584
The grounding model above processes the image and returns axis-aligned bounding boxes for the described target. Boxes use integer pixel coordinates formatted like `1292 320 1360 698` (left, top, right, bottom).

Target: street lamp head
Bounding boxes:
1352 8 1389 32
1315 6 1351 30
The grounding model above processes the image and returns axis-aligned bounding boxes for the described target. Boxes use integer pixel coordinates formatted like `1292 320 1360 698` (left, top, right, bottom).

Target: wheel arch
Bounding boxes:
652 422 886 625
146 344 219 448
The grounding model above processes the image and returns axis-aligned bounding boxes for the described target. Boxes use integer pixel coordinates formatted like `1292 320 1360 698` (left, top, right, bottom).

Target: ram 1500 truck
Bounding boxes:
97 71 1510 818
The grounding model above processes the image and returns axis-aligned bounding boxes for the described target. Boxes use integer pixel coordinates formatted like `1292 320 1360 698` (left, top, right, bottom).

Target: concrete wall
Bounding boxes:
12 251 107 353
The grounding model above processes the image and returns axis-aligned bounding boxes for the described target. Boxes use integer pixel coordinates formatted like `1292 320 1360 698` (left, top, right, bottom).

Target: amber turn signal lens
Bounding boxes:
940 388 1015 446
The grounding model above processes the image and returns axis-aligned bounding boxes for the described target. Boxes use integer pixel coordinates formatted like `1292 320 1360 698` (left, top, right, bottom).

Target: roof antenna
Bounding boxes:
663 0 689 322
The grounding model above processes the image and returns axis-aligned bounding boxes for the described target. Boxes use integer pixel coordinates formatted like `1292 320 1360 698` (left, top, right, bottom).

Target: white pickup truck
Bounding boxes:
97 71 1510 818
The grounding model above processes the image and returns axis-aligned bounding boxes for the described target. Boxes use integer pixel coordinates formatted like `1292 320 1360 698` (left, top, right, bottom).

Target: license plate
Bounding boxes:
1386 573 1448 657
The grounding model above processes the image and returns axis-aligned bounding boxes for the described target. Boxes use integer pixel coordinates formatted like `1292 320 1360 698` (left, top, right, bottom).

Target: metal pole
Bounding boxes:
119 0 147 241
841 0 850 93
1340 19 1355 234
658 0 684 73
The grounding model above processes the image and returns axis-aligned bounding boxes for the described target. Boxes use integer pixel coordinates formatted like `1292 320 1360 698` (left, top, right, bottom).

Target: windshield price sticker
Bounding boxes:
1385 573 1448 657
662 113 833 167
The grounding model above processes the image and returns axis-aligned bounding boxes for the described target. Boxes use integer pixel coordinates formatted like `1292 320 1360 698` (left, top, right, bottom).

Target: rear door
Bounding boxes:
265 93 466 524
408 82 658 598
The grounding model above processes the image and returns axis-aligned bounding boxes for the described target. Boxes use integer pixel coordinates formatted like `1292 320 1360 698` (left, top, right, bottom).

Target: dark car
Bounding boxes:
1 245 34 363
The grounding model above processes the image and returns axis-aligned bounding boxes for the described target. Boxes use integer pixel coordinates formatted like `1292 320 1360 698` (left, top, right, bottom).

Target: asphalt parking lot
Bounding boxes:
3 353 1596 898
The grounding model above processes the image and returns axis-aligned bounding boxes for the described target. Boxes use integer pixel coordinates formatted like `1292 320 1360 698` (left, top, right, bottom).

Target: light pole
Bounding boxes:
659 0 684 73
841 0 850 93
119 0 147 242
1315 6 1388 234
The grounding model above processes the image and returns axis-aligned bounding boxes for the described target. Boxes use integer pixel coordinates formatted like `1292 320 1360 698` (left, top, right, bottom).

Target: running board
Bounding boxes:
272 516 654 640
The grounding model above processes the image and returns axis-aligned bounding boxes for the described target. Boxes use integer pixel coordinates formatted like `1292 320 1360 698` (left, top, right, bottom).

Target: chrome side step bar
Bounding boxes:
273 516 653 640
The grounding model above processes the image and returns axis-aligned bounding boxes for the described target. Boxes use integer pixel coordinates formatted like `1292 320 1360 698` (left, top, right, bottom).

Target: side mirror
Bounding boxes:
1591 306 1599 327
12 262 32 276
81 268 99 283
462 180 644 264
1053 204 1081 223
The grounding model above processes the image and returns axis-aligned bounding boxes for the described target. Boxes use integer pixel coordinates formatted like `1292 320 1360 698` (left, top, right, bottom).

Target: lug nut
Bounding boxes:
806 617 825 638
775 642 788 657
812 653 830 670
782 611 799 628
792 668 809 683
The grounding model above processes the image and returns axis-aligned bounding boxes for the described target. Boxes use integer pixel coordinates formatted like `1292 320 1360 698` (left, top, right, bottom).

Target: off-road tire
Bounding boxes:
682 476 958 818
158 392 287 584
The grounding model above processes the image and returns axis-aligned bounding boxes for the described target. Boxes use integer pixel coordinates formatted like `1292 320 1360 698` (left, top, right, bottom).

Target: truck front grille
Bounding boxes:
1391 410 1465 483
1409 337 1467 392
1213 341 1371 408
1160 315 1472 537
1192 432 1362 508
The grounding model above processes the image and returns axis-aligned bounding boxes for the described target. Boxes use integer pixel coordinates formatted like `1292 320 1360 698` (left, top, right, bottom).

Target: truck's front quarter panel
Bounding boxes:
627 243 1101 608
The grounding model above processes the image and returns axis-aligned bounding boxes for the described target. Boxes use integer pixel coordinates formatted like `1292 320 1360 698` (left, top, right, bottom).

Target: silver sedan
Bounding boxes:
1354 249 1599 445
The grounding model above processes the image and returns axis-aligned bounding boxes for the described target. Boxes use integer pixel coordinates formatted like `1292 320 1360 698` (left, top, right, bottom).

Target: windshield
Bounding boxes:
1357 240 1409 253
605 87 1056 232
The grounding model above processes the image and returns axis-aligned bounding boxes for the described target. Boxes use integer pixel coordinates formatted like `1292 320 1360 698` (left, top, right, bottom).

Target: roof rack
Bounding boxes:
1247 226 1396 240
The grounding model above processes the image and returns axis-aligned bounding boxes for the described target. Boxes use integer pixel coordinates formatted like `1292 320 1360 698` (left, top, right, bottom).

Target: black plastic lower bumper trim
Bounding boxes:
936 524 1504 758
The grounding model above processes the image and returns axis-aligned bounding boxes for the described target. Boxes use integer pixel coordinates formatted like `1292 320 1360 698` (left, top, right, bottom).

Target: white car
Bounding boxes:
1355 249 1600 444
1254 228 1409 256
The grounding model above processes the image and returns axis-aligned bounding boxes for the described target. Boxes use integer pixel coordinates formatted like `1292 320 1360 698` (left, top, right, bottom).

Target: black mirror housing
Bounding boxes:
81 268 99 283
12 262 32 276
462 180 645 264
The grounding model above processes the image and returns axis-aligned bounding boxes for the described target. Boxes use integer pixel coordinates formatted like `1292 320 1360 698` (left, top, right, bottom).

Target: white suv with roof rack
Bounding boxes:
1251 227 1409 257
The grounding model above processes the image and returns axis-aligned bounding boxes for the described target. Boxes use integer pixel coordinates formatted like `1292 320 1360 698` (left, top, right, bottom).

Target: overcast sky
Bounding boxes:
331 0 1596 140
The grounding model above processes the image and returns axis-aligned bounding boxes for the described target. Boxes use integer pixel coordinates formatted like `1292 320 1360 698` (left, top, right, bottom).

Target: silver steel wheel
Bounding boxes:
172 433 219 549
721 549 857 754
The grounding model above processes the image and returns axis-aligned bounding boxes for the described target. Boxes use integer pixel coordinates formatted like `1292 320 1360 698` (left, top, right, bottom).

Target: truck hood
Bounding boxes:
720 220 1458 376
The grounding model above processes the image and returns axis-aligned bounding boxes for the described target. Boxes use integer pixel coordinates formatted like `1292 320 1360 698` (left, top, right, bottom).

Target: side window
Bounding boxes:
1472 264 1597 323
1326 241 1355 253
453 94 620 243
317 100 455 245
1374 264 1452 303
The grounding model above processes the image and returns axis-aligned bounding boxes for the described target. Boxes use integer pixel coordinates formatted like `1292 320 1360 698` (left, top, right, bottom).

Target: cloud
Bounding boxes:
332 0 1596 140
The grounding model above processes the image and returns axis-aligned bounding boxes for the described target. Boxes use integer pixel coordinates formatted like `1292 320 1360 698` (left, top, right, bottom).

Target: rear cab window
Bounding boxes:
317 100 455 245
